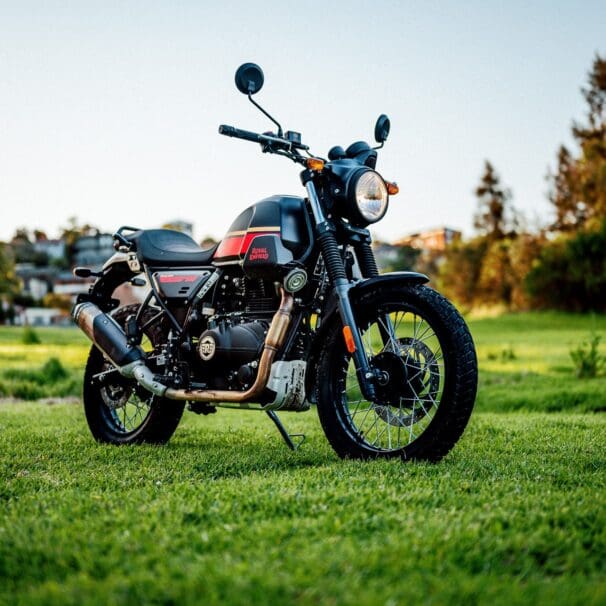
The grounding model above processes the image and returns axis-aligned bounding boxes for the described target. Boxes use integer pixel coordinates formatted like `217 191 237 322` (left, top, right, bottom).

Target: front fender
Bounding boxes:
305 271 429 401
349 271 429 297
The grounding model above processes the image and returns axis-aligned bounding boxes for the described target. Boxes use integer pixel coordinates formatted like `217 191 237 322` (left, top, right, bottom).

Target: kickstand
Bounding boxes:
266 410 306 451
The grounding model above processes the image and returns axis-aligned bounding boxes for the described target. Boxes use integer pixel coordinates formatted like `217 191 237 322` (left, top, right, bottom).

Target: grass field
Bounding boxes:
1 311 605 411
1 312 605 604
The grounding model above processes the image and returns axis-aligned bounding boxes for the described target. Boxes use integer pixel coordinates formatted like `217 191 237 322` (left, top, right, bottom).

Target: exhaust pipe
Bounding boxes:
72 302 167 396
73 302 145 368
73 290 294 405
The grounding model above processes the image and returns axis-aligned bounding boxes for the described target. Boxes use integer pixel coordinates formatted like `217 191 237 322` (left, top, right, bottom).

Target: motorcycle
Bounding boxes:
72 63 477 460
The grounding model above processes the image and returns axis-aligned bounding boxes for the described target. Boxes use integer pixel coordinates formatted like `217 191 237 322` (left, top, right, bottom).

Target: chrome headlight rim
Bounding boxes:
348 169 389 225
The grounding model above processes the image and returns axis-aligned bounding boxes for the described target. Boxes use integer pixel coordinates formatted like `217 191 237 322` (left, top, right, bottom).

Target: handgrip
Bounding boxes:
218 124 262 143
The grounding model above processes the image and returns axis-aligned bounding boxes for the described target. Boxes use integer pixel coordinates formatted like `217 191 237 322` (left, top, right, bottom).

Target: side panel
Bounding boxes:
152 270 212 301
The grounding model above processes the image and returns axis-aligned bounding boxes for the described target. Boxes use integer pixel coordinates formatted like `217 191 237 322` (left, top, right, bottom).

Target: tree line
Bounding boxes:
438 54 606 312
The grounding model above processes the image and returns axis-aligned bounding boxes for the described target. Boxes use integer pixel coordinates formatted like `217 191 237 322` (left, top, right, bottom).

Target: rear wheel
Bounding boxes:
316 285 477 461
83 304 184 444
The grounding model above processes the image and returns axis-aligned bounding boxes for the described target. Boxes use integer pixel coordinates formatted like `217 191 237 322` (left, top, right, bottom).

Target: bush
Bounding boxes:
21 326 41 345
0 357 79 400
570 333 604 378
525 220 606 311
41 357 69 381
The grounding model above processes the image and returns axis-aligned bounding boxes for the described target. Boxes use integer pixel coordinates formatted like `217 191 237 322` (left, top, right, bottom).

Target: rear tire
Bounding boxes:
83 304 184 445
316 285 477 461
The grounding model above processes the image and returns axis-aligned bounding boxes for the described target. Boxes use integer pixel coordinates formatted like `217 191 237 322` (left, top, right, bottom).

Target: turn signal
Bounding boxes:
306 158 325 171
386 181 399 195
342 326 357 353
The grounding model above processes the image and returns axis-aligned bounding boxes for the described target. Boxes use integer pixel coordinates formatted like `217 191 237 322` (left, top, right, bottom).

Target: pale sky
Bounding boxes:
1 1 604 243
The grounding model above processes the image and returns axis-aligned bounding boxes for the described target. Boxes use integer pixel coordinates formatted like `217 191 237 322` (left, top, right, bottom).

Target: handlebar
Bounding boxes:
218 124 309 154
218 124 263 143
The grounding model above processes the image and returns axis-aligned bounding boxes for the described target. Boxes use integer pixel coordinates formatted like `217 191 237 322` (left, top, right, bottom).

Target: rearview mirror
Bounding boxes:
235 63 264 95
374 114 391 144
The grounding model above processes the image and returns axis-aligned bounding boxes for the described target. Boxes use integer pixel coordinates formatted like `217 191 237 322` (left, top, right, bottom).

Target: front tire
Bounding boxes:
316 285 477 461
83 304 184 445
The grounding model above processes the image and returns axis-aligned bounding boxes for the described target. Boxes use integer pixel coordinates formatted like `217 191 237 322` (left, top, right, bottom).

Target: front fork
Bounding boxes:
304 176 378 401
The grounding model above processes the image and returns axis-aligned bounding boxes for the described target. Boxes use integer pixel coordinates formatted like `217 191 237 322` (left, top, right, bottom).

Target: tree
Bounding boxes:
548 145 586 231
549 54 606 231
389 245 421 272
473 161 517 240
476 239 514 306
525 219 606 311
0 243 20 301
438 237 489 308
60 217 100 265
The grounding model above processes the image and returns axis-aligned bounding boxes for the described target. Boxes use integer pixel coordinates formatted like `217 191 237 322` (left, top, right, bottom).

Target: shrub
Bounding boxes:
0 357 79 400
21 326 41 345
525 220 606 311
570 333 604 378
41 357 69 382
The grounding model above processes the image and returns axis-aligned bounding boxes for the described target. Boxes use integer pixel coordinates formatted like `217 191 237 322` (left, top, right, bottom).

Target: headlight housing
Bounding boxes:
349 170 389 225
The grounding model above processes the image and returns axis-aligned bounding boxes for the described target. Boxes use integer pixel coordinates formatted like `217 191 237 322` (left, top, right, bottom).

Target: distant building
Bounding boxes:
16 307 66 326
53 271 93 297
33 239 66 262
395 227 461 252
72 233 114 269
14 264 57 300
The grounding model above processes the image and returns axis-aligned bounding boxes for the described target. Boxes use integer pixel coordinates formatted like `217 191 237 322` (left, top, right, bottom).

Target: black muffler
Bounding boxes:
72 302 144 367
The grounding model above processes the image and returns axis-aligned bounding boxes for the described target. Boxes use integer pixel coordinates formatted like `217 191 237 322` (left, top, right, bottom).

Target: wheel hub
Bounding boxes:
371 352 408 406
369 338 441 426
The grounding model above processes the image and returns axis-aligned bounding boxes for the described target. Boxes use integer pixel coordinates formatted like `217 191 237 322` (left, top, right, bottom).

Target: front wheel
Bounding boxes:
316 285 477 461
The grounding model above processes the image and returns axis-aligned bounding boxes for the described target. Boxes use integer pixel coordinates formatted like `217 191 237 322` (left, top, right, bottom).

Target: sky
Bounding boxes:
1 1 605 244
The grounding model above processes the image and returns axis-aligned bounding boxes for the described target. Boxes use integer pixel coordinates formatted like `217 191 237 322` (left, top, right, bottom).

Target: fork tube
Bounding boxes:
303 176 377 401
354 238 397 351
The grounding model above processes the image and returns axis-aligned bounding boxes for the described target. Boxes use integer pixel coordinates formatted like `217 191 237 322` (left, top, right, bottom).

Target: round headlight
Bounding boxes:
354 171 389 223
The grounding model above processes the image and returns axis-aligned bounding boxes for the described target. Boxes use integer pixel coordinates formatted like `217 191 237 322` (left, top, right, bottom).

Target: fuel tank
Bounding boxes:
213 195 312 267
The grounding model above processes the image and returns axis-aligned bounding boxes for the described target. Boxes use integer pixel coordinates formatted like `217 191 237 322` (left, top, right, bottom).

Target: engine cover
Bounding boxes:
198 321 267 367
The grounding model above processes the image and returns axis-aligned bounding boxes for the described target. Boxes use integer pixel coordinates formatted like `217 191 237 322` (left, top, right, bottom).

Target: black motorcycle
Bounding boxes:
72 63 477 460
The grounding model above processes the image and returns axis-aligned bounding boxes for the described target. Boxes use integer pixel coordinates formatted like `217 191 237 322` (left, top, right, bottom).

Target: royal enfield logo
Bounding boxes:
199 336 216 361
248 246 270 261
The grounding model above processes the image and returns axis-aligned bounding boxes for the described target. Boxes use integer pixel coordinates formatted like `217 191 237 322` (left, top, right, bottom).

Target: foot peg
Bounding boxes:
266 410 305 451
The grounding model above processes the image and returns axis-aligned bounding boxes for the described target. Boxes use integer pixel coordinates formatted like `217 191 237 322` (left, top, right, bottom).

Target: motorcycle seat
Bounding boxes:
126 229 217 267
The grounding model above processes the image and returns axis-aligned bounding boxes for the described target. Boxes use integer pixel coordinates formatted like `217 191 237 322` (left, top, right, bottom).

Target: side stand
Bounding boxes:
266 410 306 451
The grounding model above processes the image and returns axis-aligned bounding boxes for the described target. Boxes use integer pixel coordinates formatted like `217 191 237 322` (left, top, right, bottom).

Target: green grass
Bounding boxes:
1 313 606 603
0 327 88 400
0 404 605 605
469 312 606 412
1 312 606 410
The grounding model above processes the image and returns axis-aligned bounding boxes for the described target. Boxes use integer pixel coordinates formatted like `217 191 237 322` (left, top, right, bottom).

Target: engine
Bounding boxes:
194 277 280 390
198 320 267 366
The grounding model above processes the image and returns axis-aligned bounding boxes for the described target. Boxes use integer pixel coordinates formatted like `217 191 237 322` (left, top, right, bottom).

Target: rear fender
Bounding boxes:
76 261 137 312
305 271 428 402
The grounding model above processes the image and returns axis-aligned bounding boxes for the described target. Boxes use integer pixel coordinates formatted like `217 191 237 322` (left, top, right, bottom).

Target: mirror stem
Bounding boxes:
248 93 283 137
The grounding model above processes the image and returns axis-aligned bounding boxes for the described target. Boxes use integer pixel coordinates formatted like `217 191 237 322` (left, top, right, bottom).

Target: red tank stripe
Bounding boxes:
214 230 279 260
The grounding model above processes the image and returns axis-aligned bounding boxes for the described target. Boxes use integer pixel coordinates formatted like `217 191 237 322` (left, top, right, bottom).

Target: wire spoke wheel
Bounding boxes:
97 333 155 435
316 285 477 461
83 304 185 445
340 306 444 453
99 365 153 434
